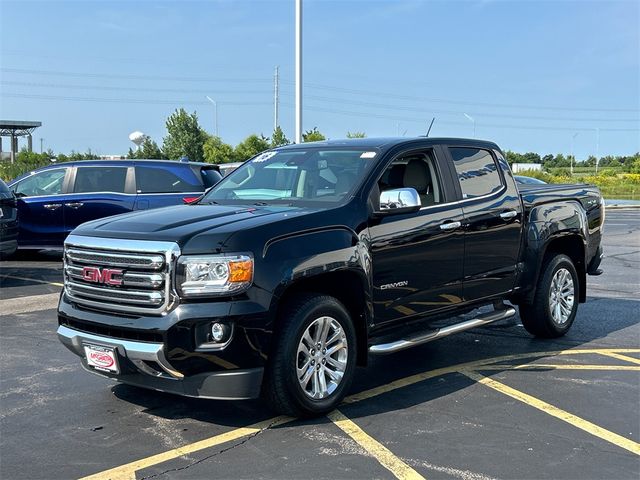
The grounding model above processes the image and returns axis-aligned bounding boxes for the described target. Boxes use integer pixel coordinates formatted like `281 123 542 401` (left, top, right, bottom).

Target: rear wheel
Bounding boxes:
263 294 356 417
519 254 579 338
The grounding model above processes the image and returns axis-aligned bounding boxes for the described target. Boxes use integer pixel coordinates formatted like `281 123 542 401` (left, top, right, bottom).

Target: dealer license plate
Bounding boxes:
84 344 119 374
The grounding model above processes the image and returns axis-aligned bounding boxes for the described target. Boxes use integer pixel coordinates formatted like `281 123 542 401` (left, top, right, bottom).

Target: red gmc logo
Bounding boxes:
82 267 123 286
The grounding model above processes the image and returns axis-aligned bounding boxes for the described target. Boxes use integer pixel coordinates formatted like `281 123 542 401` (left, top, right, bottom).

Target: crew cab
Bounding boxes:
57 138 604 416
8 159 221 249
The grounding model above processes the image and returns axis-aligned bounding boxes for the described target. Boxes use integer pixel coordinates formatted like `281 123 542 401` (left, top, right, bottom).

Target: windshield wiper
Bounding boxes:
253 201 269 206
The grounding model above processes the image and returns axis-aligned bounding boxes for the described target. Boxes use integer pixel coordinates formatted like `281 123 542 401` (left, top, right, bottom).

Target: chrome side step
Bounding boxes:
369 306 516 355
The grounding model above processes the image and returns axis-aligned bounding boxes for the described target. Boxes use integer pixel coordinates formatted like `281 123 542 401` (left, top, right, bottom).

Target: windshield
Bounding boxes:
201 148 379 205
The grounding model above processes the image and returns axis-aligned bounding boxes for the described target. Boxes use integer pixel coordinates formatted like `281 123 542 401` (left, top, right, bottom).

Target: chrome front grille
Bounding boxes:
64 235 181 315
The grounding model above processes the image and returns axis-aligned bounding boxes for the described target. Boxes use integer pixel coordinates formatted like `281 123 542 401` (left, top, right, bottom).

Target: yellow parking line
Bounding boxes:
343 348 640 404
597 351 640 366
79 416 293 480
461 371 640 456
477 364 640 371
81 348 640 479
328 409 425 480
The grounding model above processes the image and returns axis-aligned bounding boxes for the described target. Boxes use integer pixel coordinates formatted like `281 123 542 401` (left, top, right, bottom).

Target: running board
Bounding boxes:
369 306 516 355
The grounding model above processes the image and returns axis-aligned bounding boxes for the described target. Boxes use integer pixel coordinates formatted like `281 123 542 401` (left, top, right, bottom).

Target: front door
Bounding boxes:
369 148 465 327
12 167 70 247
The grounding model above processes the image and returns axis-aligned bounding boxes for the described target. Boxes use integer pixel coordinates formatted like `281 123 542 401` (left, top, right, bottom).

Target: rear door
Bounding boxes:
12 167 71 246
369 146 465 326
64 165 134 234
446 146 523 302
133 164 206 210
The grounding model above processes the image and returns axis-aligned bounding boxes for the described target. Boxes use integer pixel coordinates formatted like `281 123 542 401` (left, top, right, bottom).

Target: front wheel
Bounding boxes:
263 294 356 417
519 254 579 338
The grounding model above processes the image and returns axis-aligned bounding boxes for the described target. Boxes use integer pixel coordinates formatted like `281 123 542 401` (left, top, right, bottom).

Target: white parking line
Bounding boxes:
0 292 61 315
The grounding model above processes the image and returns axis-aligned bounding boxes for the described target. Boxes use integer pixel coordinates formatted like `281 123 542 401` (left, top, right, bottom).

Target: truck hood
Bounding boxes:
71 204 296 248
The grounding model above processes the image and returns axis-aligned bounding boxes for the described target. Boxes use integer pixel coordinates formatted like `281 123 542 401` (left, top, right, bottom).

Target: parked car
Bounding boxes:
0 179 18 258
57 138 604 416
8 159 221 249
218 162 243 176
515 175 547 185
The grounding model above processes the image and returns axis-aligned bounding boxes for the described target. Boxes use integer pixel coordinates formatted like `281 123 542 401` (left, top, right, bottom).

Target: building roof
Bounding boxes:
0 120 42 136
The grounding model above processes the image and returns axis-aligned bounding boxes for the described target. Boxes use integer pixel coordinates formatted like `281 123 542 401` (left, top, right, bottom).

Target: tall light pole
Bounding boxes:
274 65 280 132
570 132 579 176
463 113 475 138
595 127 600 174
205 96 218 137
295 0 302 143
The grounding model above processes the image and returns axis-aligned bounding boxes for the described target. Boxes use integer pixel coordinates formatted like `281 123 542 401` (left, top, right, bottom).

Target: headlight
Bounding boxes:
176 254 253 297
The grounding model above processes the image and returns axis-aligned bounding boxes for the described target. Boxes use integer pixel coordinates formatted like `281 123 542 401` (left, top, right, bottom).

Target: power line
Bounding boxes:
0 67 270 84
279 91 638 123
280 80 640 113
281 103 640 133
0 80 270 95
1 92 272 106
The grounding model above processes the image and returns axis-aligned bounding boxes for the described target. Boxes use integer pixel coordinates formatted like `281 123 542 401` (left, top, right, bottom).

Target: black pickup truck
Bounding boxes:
57 138 604 416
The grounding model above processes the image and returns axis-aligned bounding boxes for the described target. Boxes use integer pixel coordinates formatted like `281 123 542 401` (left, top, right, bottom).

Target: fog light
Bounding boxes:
211 323 226 342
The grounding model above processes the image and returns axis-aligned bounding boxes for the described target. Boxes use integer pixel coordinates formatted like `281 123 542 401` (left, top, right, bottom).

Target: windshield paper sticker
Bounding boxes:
360 151 376 159
252 151 278 163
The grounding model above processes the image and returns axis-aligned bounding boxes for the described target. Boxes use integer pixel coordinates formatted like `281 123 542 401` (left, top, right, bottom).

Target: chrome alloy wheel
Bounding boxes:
296 316 348 399
549 267 575 325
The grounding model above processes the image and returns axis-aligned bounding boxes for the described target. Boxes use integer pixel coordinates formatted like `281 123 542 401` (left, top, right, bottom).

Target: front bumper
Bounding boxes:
58 325 264 400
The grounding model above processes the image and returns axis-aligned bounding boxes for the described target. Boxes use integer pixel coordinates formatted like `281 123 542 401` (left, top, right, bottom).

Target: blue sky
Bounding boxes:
1 0 638 158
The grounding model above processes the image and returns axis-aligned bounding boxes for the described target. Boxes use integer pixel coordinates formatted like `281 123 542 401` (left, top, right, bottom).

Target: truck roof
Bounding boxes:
275 137 501 152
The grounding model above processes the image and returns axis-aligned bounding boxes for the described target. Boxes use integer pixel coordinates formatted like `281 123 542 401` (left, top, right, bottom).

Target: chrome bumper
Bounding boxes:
57 325 264 400
57 325 183 378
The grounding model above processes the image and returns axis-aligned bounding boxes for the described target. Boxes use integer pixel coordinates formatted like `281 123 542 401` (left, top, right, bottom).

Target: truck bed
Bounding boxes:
518 183 602 213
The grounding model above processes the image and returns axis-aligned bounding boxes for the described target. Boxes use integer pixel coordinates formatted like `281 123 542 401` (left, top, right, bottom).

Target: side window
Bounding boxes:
135 166 200 193
14 169 67 197
378 150 442 207
74 167 127 193
449 147 502 199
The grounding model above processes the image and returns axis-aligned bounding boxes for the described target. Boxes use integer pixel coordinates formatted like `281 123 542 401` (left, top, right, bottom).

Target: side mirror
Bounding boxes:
377 188 421 215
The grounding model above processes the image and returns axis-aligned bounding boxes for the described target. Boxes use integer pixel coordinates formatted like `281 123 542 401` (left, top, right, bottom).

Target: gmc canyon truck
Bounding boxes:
57 138 604 416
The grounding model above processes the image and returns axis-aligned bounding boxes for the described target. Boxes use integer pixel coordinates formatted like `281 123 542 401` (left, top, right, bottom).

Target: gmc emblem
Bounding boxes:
82 267 123 286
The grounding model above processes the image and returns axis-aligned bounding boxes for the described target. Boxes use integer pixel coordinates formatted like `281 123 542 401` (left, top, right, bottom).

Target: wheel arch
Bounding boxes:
273 270 371 367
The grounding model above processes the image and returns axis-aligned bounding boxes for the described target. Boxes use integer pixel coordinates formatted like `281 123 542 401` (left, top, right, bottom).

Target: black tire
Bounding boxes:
519 254 579 338
263 294 357 417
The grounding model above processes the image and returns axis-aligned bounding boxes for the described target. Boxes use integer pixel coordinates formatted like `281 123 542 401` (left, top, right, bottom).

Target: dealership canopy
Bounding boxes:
0 120 42 162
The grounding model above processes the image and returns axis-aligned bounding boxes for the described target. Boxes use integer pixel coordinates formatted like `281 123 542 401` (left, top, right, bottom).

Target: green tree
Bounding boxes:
270 126 290 147
522 152 541 164
127 138 165 159
346 131 366 138
162 108 207 161
504 150 524 165
204 136 236 164
234 134 270 161
302 127 325 142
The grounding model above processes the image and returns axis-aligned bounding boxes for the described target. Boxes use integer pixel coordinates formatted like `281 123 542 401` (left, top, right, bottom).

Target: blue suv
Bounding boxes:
8 159 221 249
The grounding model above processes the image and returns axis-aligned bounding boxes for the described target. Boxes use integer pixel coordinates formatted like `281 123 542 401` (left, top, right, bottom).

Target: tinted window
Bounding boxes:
74 167 127 193
450 148 502 198
14 169 67 197
135 166 201 193
200 167 222 189
0 180 10 195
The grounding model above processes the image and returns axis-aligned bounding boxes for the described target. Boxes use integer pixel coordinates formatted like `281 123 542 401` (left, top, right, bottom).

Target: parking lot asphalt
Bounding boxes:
1 210 638 480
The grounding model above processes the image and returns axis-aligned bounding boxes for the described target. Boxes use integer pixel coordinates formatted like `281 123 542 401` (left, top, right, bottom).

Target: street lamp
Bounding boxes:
463 113 476 138
295 0 303 143
205 96 218 137
571 132 579 176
